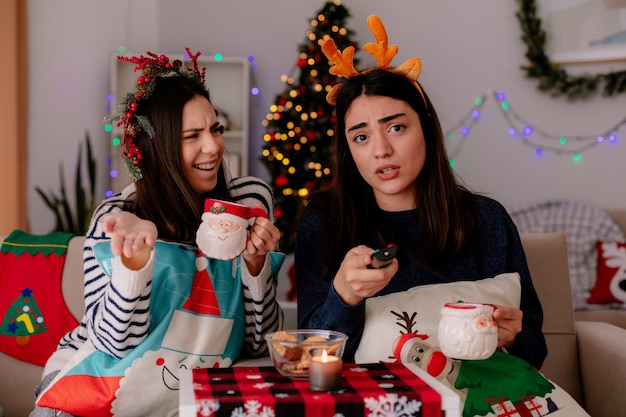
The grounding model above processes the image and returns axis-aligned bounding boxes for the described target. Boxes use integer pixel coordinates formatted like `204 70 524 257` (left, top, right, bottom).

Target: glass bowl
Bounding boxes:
264 329 348 379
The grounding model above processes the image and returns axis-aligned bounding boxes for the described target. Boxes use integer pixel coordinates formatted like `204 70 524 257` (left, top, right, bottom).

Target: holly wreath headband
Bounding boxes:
104 48 209 180
321 14 425 106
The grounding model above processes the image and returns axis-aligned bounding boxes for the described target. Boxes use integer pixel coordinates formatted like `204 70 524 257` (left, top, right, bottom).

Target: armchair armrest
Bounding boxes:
576 321 626 417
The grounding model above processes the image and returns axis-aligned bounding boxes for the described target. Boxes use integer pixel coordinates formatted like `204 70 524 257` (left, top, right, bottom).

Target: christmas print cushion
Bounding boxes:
355 273 589 417
37 241 284 417
587 241 626 305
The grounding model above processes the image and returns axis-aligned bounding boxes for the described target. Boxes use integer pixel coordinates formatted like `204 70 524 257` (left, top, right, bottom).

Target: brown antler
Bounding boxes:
363 15 398 69
322 39 358 79
321 39 359 105
391 310 419 334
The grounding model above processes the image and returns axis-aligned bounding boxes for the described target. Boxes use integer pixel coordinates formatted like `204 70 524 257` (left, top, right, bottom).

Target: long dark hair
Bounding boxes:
306 69 480 276
128 75 231 244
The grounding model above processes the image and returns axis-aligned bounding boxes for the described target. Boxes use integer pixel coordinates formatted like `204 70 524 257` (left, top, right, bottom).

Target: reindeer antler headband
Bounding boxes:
104 48 208 180
321 14 424 106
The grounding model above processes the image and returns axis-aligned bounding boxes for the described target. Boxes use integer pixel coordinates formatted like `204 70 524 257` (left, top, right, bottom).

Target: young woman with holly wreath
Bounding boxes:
31 49 284 417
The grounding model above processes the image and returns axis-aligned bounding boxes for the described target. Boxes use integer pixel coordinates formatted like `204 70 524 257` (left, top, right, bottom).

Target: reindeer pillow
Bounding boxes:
587 241 626 305
354 273 522 363
355 273 590 417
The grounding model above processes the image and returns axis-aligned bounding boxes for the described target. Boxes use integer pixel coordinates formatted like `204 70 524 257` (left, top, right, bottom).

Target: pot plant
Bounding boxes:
35 132 97 235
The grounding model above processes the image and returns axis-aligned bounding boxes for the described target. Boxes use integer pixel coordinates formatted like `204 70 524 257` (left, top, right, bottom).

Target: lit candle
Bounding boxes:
309 349 342 391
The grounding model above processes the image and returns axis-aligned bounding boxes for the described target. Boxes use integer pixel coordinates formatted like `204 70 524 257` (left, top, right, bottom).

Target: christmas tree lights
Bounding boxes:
259 0 359 252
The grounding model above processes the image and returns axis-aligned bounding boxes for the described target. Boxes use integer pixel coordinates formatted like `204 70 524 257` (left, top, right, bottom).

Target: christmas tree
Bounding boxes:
260 0 359 253
1 287 47 345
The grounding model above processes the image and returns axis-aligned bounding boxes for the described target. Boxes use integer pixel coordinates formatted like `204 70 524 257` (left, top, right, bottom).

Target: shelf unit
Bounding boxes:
108 52 250 193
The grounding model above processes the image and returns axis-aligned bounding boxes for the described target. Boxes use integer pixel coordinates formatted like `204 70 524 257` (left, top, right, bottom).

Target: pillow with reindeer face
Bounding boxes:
354 273 521 364
354 273 588 417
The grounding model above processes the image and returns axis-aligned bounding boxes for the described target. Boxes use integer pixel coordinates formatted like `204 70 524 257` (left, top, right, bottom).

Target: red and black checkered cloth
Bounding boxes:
191 362 442 417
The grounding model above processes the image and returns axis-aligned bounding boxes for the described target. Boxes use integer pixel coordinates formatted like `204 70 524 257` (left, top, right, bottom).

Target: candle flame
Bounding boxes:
321 349 328 362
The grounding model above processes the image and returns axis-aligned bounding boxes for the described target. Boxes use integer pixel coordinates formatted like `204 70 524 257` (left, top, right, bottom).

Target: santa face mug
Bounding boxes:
437 302 498 360
196 199 269 260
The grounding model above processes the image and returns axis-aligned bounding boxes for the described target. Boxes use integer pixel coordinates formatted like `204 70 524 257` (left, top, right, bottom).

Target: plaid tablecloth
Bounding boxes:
184 362 444 417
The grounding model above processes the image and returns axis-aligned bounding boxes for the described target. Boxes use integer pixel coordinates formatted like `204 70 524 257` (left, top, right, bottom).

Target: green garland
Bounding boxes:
516 0 626 100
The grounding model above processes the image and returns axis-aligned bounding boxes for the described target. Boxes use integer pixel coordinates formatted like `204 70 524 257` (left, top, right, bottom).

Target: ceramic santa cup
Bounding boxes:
196 199 269 260
437 302 498 360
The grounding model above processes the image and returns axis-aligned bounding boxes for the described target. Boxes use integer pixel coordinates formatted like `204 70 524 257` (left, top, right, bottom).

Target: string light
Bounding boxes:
446 90 624 162
446 93 487 160
494 91 624 156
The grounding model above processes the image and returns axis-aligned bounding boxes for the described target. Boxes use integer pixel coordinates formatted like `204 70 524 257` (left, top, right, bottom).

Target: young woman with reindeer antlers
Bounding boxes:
295 15 547 370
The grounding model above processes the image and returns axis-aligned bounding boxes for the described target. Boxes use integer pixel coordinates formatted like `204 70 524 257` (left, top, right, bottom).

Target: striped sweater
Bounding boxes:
42 176 283 377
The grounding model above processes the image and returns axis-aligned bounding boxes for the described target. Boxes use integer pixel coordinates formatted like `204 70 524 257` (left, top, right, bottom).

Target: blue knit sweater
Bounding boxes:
295 195 547 369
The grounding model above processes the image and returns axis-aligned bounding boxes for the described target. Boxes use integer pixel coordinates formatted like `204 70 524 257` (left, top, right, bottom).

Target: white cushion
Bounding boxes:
355 273 521 363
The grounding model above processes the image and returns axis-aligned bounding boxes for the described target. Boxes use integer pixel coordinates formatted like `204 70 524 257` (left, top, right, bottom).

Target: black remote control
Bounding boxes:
369 244 398 269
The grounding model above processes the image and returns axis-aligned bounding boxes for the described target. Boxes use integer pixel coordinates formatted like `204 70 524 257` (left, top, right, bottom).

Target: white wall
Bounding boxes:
27 0 626 234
